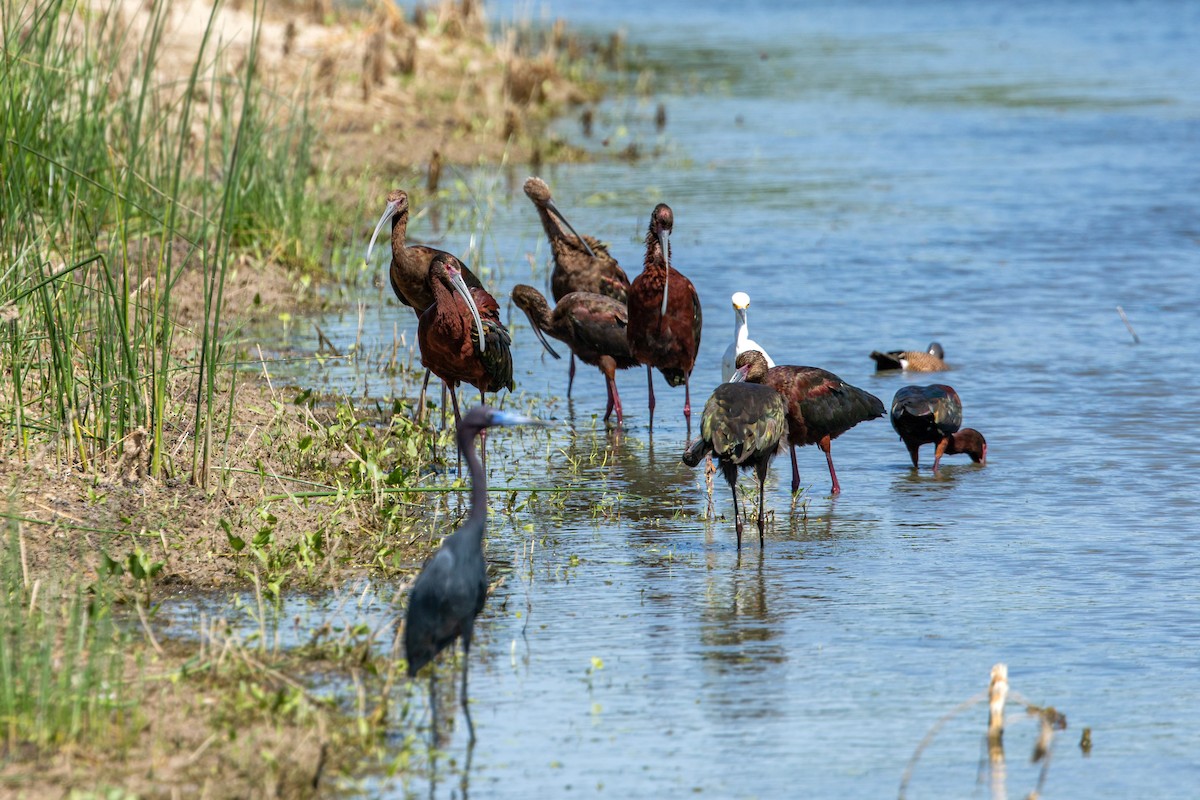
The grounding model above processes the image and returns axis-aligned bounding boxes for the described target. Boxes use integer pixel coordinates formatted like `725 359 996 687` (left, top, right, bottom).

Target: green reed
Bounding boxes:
0 512 133 751
0 0 320 483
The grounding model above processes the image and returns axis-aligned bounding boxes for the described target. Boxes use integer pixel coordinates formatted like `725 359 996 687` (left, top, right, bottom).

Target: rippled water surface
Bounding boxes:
179 1 1200 796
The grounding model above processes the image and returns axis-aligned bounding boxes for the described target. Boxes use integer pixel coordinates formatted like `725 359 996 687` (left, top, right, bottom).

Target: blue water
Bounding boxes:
189 1 1200 797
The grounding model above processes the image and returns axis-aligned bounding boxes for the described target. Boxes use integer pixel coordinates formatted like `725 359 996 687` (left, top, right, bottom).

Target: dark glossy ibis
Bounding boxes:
511 285 639 424
870 341 947 372
721 291 774 382
757 351 885 495
365 189 489 417
418 255 514 426
889 384 987 473
626 203 703 430
523 177 631 398
683 351 787 548
404 405 546 744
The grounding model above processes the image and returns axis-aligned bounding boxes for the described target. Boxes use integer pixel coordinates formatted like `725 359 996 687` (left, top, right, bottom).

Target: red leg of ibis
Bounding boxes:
789 445 801 495
684 377 692 421
568 354 577 399
818 434 841 495
478 390 489 472
645 366 656 428
933 437 949 474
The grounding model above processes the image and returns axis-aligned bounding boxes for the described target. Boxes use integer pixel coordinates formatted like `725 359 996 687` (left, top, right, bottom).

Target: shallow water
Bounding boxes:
174 1 1200 796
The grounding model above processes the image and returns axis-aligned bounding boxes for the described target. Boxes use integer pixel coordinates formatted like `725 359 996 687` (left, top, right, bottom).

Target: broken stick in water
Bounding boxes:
1116 305 1140 344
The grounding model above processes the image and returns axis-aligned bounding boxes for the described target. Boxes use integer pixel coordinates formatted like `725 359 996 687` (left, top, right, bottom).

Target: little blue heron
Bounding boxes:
889 384 987 472
870 341 947 372
403 405 546 744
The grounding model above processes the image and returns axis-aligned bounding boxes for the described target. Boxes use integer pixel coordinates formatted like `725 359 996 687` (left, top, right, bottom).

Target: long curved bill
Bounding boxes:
658 227 671 316
519 309 562 360
447 266 487 354
546 200 596 259
490 410 551 427
365 197 401 263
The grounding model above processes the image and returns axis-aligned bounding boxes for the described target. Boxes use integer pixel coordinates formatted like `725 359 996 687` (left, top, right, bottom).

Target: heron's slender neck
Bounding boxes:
733 308 749 343
458 425 489 545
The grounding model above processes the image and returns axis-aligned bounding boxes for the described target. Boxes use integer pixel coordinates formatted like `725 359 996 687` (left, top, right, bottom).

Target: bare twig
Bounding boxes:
1116 306 1140 344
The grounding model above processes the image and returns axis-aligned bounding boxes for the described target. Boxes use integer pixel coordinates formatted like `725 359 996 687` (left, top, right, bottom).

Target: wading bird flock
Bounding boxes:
370 179 989 742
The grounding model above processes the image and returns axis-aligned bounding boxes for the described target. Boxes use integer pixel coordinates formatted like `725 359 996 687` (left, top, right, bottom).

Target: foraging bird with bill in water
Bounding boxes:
721 291 774 382
683 350 787 548
511 285 639 425
870 341 947 372
754 350 885 496
889 384 987 473
365 188 490 418
523 176 630 399
403 405 547 745
626 203 702 431
418 254 514 428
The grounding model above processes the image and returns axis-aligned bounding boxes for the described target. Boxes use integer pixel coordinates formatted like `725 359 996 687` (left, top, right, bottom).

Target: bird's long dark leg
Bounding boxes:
568 354 577 398
645 366 656 429
417 369 432 423
819 435 841 495
729 474 742 550
440 381 448 432
757 469 767 547
461 637 476 745
907 442 921 469
428 670 439 748
790 445 801 495
603 374 615 422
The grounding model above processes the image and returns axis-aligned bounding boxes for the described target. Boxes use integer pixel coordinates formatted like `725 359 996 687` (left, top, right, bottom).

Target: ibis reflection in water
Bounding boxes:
870 341 947 372
758 351 885 496
626 203 703 432
683 350 787 548
721 291 774 382
511 284 639 425
523 176 630 398
403 406 547 745
889 384 987 473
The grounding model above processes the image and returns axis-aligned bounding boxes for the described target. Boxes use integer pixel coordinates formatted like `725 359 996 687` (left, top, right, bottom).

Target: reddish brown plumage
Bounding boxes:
626 203 703 428
418 256 514 417
889 384 986 472
759 354 885 495
366 189 485 313
523 177 630 303
512 285 637 423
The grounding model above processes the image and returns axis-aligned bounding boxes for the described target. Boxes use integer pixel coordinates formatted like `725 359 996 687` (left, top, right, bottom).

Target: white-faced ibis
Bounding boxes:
511 285 639 425
418 255 513 425
755 351 885 496
626 203 702 430
366 189 491 417
683 351 787 548
404 405 546 744
523 177 631 398
721 291 774 382
870 341 946 372
889 384 987 473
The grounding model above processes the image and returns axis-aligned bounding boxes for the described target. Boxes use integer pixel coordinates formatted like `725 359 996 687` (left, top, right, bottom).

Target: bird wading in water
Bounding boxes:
889 384 987 473
626 203 702 432
403 405 547 745
684 350 787 548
